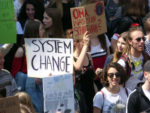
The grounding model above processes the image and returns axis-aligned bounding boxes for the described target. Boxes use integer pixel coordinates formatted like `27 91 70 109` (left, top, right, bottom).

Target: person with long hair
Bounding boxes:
46 0 75 32
118 26 150 90
18 0 44 30
43 8 64 38
11 20 45 113
93 62 130 113
81 0 111 92
104 31 128 67
73 32 96 113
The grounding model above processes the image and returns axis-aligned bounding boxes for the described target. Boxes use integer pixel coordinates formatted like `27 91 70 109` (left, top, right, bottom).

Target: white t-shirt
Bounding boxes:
93 87 131 113
90 34 111 58
16 21 24 34
142 87 150 101
118 54 145 90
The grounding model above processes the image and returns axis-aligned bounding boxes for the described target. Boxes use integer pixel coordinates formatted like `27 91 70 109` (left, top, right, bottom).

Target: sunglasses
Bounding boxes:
135 37 146 42
108 72 120 78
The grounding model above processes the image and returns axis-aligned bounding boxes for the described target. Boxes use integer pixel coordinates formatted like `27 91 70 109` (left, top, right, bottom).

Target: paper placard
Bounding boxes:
43 74 74 113
25 38 73 78
71 1 107 39
0 0 16 43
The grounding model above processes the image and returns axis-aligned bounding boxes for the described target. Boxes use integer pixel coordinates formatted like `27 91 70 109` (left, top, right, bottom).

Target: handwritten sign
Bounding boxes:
0 0 16 43
70 1 107 39
25 38 73 78
43 74 74 113
0 96 20 113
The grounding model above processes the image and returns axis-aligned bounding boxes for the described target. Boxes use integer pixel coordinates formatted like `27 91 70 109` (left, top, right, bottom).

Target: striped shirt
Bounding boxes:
0 69 18 96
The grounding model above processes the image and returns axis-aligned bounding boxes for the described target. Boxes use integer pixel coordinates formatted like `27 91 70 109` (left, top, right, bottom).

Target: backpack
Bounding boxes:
120 52 150 78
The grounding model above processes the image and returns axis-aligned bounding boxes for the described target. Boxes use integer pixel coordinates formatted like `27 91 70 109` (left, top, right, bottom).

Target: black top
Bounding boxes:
127 84 150 113
74 53 95 113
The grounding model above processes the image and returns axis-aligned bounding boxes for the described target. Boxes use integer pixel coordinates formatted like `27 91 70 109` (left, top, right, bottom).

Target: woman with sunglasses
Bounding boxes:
93 62 130 113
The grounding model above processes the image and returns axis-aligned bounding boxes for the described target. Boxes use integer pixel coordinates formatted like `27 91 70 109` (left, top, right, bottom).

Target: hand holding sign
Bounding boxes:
83 31 90 46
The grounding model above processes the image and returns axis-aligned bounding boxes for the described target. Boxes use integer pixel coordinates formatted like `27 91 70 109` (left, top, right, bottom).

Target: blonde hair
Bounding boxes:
20 104 32 113
112 32 128 62
15 92 36 113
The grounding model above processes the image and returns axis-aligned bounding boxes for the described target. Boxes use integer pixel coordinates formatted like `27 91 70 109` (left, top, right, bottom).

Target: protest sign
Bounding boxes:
43 74 74 113
0 96 20 113
25 38 73 78
0 0 16 43
70 1 107 39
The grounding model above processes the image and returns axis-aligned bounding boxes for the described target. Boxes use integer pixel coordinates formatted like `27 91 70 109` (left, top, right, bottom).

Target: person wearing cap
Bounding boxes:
126 60 150 113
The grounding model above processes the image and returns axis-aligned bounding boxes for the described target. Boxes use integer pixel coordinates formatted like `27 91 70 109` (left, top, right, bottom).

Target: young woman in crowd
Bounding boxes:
18 0 44 30
104 32 128 67
46 0 75 32
93 62 130 113
81 0 111 92
73 32 96 113
43 8 64 38
90 34 111 70
11 20 45 113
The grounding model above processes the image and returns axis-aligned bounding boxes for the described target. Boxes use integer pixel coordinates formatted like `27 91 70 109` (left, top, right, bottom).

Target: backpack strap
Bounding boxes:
100 90 104 112
120 54 131 77
125 87 128 97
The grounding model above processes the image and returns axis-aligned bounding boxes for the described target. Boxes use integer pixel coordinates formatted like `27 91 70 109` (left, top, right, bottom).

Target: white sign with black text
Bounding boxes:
25 38 73 78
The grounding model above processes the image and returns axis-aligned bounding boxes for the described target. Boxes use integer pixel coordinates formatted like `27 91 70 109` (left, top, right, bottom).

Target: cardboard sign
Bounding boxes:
0 96 20 113
71 1 107 39
0 0 16 43
43 74 74 113
25 38 73 78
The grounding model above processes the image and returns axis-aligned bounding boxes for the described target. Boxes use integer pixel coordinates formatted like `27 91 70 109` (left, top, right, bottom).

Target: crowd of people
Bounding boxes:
0 0 150 113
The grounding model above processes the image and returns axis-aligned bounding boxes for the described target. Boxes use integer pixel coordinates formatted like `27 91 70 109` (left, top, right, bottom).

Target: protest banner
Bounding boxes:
70 1 107 39
0 0 16 43
0 96 20 113
25 38 73 78
43 74 74 113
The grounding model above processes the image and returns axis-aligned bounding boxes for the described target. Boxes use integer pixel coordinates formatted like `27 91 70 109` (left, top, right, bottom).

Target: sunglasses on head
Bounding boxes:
135 37 146 42
108 72 120 78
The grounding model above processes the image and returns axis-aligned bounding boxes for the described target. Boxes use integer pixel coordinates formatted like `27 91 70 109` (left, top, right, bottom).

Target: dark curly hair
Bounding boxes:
101 62 127 87
18 0 44 29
